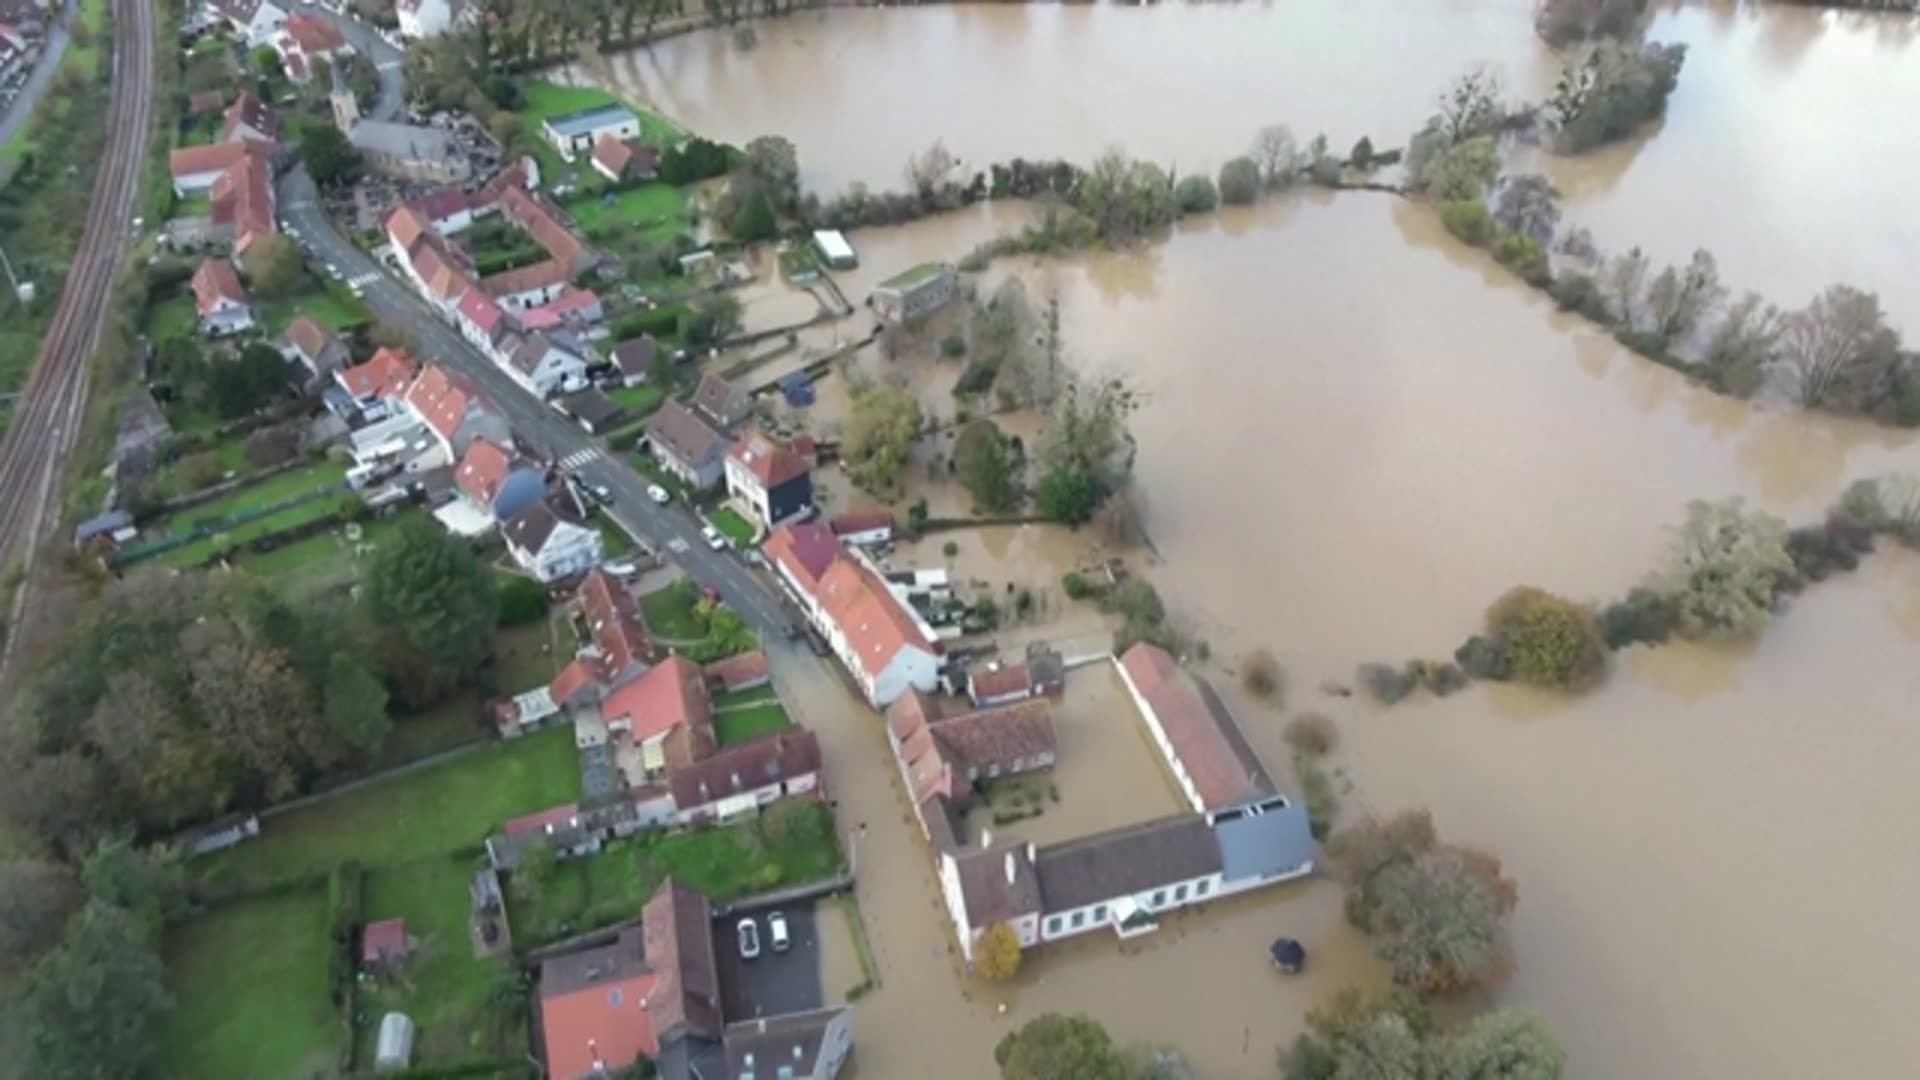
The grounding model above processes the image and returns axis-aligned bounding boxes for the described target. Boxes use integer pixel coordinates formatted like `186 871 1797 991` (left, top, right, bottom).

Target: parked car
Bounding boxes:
701 524 726 550
588 483 613 503
646 484 669 505
737 917 760 960
768 911 791 953
602 561 639 579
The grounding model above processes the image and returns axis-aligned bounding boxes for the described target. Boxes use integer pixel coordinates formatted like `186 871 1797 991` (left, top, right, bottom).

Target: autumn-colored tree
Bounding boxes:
1483 586 1608 692
975 921 1023 980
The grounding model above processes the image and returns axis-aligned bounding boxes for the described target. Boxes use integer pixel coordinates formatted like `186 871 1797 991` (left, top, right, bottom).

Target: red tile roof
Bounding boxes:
968 662 1032 702
600 655 710 746
540 927 659 1080
1118 643 1276 811
210 153 274 241
815 555 937 679
578 569 650 680
221 91 277 142
701 650 768 692
456 287 508 339
169 138 272 180
763 521 839 591
548 658 599 707
190 258 247 316
479 257 570 299
385 204 433 252
503 803 581 836
727 430 811 490
410 186 471 223
405 363 483 440
499 186 589 271
360 917 408 965
929 699 1055 772
454 437 513 507
284 315 337 363
829 508 895 538
337 346 418 400
591 136 658 179
280 11 345 52
668 729 821 811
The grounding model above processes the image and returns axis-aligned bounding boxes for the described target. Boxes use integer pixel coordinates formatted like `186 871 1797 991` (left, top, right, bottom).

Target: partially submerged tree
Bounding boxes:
1216 156 1262 205
995 1013 1132 1080
1645 249 1725 346
1780 284 1902 413
1249 124 1302 188
1491 174 1562 247
904 138 959 195
842 382 923 496
1437 67 1505 144
1283 988 1565 1080
1417 135 1499 202
975 921 1023 980
1701 291 1784 397
1483 586 1608 692
1653 497 1797 640
1552 41 1688 154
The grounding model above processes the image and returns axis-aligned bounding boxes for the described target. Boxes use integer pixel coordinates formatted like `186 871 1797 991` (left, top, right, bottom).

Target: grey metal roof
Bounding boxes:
1213 797 1316 885
543 103 638 139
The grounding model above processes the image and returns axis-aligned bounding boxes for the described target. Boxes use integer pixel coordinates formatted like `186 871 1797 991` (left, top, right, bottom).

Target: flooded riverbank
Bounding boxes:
581 4 1920 1075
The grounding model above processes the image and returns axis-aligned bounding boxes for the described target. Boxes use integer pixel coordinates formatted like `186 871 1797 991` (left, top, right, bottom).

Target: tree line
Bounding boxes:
0 517 500 855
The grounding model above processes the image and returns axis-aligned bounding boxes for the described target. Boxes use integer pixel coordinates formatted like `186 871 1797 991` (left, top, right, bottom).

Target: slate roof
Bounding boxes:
645 401 728 472
639 880 722 1043
722 1007 849 1080
951 844 1043 927
1213 798 1317 884
667 729 821 811
1031 814 1224 914
610 335 659 376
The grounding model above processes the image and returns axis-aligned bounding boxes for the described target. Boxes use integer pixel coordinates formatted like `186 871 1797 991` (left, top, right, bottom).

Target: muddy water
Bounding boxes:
584 1 1920 328
585 5 1920 1076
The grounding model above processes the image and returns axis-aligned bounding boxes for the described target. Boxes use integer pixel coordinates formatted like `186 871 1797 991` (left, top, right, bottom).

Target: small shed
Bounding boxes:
374 1012 415 1072
812 229 857 270
778 371 816 408
556 388 626 435
73 509 134 548
361 917 410 968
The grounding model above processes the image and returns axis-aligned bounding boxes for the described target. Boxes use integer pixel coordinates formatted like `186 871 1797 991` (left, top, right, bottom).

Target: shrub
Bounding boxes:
1061 572 1095 600
1240 648 1285 704
1454 634 1512 680
1217 157 1261 205
1597 586 1682 649
975 921 1022 979
1284 713 1338 757
1172 174 1219 214
243 424 302 468
942 540 959 557
1349 136 1375 170
1784 516 1875 583
1357 662 1416 705
496 575 550 628
1484 586 1608 691
940 333 966 358
1439 200 1495 246
1494 231 1549 284
1548 271 1613 322
1410 660 1468 696
1295 753 1340 841
173 451 226 492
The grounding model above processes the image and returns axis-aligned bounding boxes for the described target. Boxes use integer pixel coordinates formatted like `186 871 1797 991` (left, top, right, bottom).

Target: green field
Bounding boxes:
710 506 756 546
261 281 372 336
607 382 664 414
147 294 198 343
163 887 337 1080
565 182 687 236
521 80 683 144
163 459 350 525
714 702 791 747
640 580 705 639
355 854 526 1068
196 726 581 891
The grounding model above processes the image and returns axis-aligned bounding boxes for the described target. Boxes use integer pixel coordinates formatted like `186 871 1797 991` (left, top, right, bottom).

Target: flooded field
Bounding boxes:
586 3 1920 1076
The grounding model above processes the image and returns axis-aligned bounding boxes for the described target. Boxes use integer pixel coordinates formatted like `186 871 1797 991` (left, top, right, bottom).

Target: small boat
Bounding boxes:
1269 937 1307 974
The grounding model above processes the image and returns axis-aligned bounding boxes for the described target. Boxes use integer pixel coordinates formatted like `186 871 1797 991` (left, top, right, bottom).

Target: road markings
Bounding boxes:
559 448 603 471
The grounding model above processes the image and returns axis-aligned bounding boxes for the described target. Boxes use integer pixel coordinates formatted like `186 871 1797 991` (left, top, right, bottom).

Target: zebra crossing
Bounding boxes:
559 448 604 471
346 271 381 288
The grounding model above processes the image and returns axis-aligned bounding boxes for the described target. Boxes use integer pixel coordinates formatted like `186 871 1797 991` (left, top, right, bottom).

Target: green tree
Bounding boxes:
841 383 922 495
995 1013 1131 1080
1491 174 1561 247
12 901 173 1080
1281 987 1434 1080
958 423 1023 514
0 859 82 970
243 232 304 298
363 514 498 706
1036 465 1100 525
1436 1009 1567 1080
742 134 800 209
1172 174 1218 214
300 124 363 187
1418 135 1499 202
728 183 778 242
322 653 392 758
80 836 187 932
1437 67 1505 144
1701 292 1783 397
1654 497 1797 640
1217 156 1261 205
1781 284 1902 413
1646 249 1725 347
1483 586 1607 692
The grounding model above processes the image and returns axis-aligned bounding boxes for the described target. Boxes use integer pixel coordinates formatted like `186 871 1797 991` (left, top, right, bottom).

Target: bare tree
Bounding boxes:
1602 246 1650 326
1781 284 1901 411
1702 291 1784 396
1491 174 1562 246
1645 249 1725 345
903 138 957 195
1437 67 1505 144
1248 124 1301 188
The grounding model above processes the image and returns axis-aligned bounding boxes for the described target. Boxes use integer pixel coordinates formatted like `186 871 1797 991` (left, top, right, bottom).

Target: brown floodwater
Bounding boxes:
576 5 1920 1076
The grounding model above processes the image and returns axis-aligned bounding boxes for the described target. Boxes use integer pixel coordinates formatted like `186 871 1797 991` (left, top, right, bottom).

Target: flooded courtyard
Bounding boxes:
585 3 1920 1076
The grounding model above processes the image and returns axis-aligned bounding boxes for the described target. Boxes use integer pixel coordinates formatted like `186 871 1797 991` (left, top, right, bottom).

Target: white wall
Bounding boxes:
866 646 942 708
1116 659 1205 814
1038 868 1224 944
512 521 602 583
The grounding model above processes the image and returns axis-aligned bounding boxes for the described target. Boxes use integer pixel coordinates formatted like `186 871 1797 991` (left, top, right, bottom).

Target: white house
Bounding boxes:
396 0 459 38
190 258 253 337
540 103 640 163
724 430 814 531
209 0 287 47
502 497 602 583
722 1007 855 1080
499 332 589 399
763 522 943 706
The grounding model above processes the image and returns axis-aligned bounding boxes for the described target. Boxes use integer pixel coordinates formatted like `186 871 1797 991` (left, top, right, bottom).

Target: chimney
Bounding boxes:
1003 851 1016 884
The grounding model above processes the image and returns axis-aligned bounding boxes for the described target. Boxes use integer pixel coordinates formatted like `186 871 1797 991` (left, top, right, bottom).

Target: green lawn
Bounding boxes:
164 887 337 1080
161 459 350 527
172 191 213 217
261 283 371 336
520 80 683 144
607 382 664 414
594 512 634 557
195 726 581 892
714 703 791 747
565 182 687 234
639 580 706 639
356 854 525 1069
710 506 756 546
494 618 563 693
162 497 345 567
147 294 199 343
511 800 840 947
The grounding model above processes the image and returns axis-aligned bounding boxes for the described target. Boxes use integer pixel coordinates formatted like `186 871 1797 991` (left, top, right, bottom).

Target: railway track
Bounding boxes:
0 0 154 684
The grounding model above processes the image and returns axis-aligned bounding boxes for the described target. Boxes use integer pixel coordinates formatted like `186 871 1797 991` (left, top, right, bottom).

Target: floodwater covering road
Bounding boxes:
581 3 1920 1076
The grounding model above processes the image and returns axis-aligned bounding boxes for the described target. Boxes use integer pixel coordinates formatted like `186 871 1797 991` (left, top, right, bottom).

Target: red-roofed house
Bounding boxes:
702 650 769 694
577 569 651 686
668 729 822 825
360 917 410 968
334 346 419 417
887 695 1056 808
169 139 273 196
453 436 513 509
1116 643 1277 814
405 363 507 457
765 523 941 706
599 657 712 778
409 186 474 234
724 430 814 530
479 256 570 310
222 91 278 144
455 287 511 356
274 11 350 84
384 203 433 255
283 315 348 378
191 258 253 337
590 135 659 183
829 507 895 546
210 152 276 257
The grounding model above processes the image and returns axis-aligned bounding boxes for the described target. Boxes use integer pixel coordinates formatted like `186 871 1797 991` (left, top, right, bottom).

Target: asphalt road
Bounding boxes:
277 170 797 638
289 0 405 122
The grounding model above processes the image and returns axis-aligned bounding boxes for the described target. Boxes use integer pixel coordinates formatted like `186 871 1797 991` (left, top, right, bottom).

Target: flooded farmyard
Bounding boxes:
579 3 1920 1077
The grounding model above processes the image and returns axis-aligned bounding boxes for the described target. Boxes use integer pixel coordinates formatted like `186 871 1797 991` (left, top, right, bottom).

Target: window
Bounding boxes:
1195 879 1210 897
1152 889 1166 908
1070 911 1084 929
1045 916 1062 935
1093 905 1107 921
1174 884 1188 902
